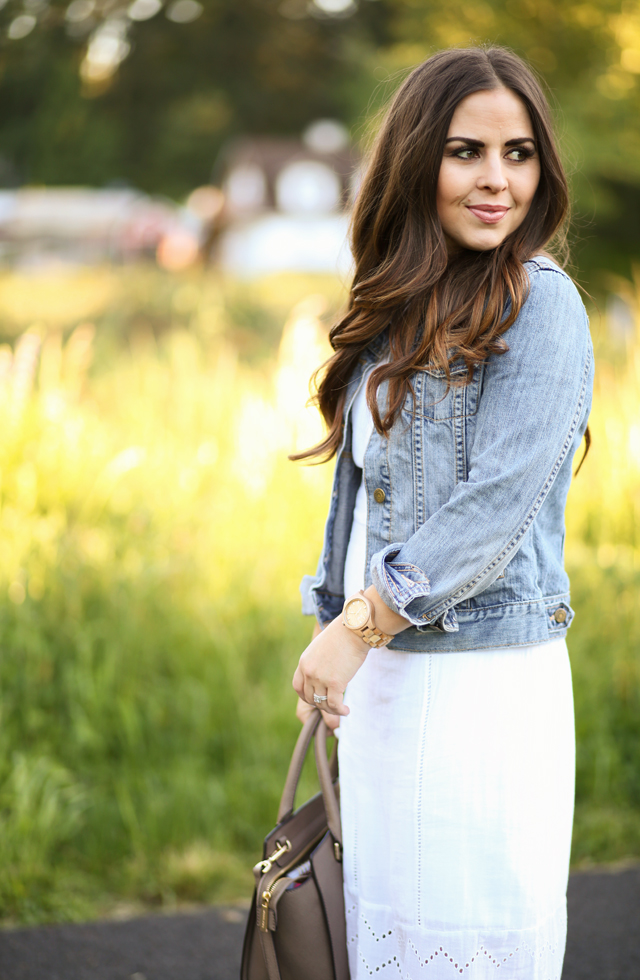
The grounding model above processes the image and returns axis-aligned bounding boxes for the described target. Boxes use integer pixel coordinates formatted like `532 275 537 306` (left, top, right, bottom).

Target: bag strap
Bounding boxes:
277 709 338 824
258 928 282 980
256 712 343 980
314 719 341 847
277 709 321 821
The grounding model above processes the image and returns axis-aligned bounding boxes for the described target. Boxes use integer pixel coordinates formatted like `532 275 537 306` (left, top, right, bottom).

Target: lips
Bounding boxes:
466 204 510 225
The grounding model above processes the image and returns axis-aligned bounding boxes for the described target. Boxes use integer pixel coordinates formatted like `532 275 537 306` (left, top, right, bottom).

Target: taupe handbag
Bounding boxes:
240 708 350 980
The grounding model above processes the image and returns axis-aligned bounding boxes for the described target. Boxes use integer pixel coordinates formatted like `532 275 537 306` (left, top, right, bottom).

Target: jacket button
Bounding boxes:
373 488 386 503
553 608 567 624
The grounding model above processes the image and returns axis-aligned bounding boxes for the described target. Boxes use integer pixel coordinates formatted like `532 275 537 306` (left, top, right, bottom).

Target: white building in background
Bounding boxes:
215 120 360 277
0 120 360 275
0 187 193 268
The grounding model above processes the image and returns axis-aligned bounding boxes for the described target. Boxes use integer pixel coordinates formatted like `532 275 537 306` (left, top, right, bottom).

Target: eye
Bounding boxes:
453 147 479 160
506 147 535 162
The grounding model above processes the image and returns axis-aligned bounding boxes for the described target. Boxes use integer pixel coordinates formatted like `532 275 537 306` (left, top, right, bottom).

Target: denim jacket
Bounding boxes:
300 257 594 653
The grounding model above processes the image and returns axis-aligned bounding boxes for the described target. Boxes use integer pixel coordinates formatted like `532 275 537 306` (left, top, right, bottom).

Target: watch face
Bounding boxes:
344 597 369 629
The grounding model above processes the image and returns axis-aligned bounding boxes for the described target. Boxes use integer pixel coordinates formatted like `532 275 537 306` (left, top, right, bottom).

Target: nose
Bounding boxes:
477 151 508 193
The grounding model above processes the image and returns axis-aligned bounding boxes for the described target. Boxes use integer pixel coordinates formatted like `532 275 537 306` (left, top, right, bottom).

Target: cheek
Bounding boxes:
514 165 541 210
437 162 463 206
436 164 463 223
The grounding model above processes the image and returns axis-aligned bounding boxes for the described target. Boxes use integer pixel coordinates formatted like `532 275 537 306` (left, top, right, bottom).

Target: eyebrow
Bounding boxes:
445 137 537 147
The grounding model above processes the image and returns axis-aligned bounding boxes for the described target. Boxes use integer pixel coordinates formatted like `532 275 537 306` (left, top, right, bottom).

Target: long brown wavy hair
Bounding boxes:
293 46 572 464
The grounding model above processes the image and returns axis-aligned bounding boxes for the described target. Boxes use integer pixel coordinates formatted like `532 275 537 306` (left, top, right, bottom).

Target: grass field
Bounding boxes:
0 264 637 924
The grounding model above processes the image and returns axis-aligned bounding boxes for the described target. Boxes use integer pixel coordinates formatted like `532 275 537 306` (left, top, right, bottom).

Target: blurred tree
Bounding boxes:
0 0 391 196
0 7 122 186
0 0 639 280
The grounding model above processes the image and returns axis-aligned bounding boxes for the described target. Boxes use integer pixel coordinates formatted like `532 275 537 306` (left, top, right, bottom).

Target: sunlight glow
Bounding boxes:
128 0 162 21
8 14 36 39
166 0 202 23
65 0 95 22
81 18 130 83
313 0 357 14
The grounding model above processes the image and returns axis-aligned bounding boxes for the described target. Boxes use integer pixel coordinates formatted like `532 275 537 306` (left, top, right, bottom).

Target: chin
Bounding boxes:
459 231 510 252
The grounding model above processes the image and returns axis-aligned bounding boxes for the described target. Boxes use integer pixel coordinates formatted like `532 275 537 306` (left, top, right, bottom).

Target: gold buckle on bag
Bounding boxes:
258 839 292 875
256 829 326 932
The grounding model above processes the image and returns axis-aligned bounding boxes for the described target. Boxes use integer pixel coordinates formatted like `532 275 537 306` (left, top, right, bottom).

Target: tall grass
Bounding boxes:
0 265 637 923
564 288 640 864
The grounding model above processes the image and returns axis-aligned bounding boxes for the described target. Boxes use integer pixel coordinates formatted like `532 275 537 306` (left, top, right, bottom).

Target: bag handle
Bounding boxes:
256 712 342 980
277 708 322 821
277 709 341 844
314 718 341 846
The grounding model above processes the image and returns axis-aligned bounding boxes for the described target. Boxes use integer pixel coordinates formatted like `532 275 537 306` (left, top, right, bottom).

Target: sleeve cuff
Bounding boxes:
371 543 459 633
300 574 318 616
370 544 431 626
423 607 459 633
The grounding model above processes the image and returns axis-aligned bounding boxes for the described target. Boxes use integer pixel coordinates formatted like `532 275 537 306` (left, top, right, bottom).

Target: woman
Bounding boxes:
293 46 593 980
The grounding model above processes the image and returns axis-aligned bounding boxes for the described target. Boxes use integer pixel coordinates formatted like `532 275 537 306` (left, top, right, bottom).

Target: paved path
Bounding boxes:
0 867 638 979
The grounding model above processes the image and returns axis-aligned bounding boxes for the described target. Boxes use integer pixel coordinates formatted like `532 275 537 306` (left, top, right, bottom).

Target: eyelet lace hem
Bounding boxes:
345 893 567 980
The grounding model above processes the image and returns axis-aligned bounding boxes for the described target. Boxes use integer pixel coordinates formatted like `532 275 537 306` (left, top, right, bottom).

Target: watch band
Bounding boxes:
355 622 395 648
342 591 395 648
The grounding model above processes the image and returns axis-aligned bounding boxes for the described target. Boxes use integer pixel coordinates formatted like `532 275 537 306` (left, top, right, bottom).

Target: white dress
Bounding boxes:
338 371 575 980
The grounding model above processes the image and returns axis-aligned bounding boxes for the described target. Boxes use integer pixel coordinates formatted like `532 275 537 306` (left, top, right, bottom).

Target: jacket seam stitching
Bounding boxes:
407 411 479 422
420 343 592 622
458 593 571 612
389 635 566 653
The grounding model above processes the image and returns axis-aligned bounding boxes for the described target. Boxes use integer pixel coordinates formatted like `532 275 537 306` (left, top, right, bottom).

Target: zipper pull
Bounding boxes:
259 889 272 932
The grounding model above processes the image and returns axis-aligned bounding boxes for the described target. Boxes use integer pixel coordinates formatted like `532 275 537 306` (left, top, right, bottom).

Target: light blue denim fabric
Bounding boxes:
300 257 594 652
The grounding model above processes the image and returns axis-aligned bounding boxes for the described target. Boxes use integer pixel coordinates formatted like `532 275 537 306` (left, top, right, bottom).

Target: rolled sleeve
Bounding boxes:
371 544 459 632
370 544 431 623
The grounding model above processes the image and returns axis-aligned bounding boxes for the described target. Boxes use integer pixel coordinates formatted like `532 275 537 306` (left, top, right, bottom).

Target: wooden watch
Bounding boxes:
342 591 394 648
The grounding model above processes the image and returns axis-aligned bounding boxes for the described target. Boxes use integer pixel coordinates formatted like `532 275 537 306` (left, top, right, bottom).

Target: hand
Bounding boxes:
296 696 341 731
294 622 342 730
292 615 369 718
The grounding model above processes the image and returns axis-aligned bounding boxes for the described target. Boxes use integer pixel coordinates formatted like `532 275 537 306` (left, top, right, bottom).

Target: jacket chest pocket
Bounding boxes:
404 363 483 422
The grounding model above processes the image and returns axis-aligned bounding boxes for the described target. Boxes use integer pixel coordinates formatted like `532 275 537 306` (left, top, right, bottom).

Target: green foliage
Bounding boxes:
567 561 640 863
2 0 640 278
0 268 338 921
0 0 386 196
0 267 636 923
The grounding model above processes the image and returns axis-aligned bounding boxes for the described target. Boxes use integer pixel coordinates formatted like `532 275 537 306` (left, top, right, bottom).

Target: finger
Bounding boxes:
310 688 329 710
303 675 318 705
321 708 340 731
297 698 314 725
324 689 350 717
292 666 305 699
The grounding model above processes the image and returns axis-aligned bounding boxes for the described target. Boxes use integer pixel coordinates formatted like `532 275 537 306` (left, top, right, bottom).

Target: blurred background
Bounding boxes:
0 0 638 926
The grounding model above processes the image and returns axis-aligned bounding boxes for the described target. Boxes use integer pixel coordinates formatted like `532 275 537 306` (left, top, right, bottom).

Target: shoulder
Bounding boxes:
524 254 569 277
514 255 589 336
522 256 585 312
502 257 592 365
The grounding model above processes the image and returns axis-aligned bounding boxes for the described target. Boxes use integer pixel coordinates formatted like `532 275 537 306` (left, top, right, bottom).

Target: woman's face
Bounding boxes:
436 87 541 252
